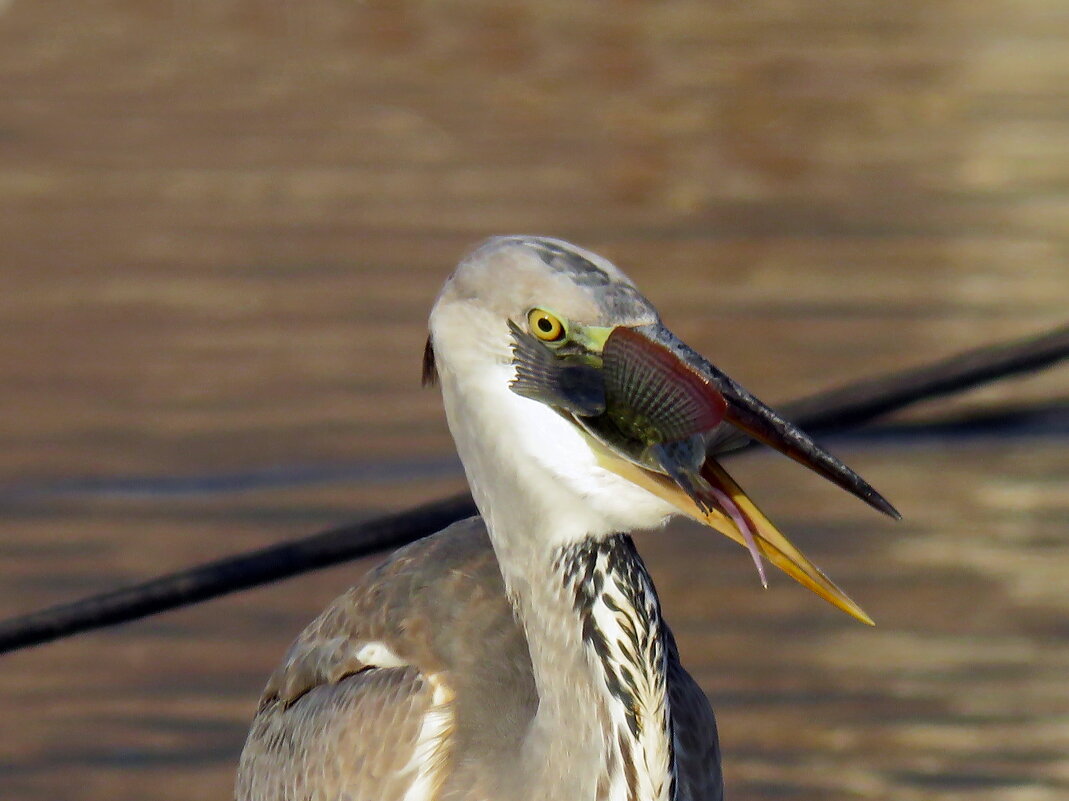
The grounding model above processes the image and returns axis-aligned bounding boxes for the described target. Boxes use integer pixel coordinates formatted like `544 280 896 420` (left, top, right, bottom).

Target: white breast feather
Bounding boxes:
401 674 454 801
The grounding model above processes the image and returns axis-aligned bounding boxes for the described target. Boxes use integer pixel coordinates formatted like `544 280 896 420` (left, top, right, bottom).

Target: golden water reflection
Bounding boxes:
1 0 1067 798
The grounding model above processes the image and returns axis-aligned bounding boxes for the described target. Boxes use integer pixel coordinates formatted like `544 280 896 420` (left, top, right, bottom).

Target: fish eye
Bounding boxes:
527 308 566 342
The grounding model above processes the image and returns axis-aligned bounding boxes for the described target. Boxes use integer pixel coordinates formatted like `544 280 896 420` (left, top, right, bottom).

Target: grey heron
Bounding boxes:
235 235 897 801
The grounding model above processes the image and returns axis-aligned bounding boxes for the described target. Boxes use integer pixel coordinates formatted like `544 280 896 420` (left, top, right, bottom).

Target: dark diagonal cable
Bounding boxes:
0 494 477 655
780 322 1069 431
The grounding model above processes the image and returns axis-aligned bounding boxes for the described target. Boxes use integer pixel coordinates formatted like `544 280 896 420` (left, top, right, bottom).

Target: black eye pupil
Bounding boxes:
537 318 553 333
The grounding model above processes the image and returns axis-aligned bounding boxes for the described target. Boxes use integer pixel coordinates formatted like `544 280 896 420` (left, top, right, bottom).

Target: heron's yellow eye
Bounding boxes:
527 309 566 342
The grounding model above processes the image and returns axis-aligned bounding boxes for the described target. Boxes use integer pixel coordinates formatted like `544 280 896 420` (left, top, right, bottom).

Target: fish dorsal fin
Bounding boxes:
602 326 727 442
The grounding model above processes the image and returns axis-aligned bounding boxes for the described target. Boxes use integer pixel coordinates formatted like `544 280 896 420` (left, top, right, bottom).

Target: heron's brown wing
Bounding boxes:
234 557 458 801
235 517 535 801
237 665 446 801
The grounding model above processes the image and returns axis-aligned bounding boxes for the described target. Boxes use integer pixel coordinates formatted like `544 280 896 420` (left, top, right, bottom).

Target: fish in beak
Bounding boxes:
510 317 899 625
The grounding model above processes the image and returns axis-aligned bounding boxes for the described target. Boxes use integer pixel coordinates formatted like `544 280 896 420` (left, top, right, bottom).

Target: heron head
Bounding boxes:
427 236 897 624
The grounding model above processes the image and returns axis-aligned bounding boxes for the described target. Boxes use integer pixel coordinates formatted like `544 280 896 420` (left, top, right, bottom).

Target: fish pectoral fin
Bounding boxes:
509 321 606 416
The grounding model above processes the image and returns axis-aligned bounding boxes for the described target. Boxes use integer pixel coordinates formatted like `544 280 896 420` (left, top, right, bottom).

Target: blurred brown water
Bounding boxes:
0 1 1068 799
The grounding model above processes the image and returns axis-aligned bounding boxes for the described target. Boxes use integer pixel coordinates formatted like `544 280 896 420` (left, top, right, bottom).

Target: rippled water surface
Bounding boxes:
1 2 1067 799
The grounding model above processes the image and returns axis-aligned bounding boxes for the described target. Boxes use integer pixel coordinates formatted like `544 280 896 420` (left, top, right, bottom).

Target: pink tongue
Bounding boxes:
701 482 768 588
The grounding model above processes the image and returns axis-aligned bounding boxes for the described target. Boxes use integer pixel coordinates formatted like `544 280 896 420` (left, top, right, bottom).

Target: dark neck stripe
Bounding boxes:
554 534 677 801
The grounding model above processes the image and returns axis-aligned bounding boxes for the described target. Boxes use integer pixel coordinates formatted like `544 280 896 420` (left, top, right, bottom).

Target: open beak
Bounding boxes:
590 323 899 626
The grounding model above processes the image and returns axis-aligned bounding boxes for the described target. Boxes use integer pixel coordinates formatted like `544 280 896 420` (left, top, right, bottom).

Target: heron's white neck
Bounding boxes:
438 363 676 800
